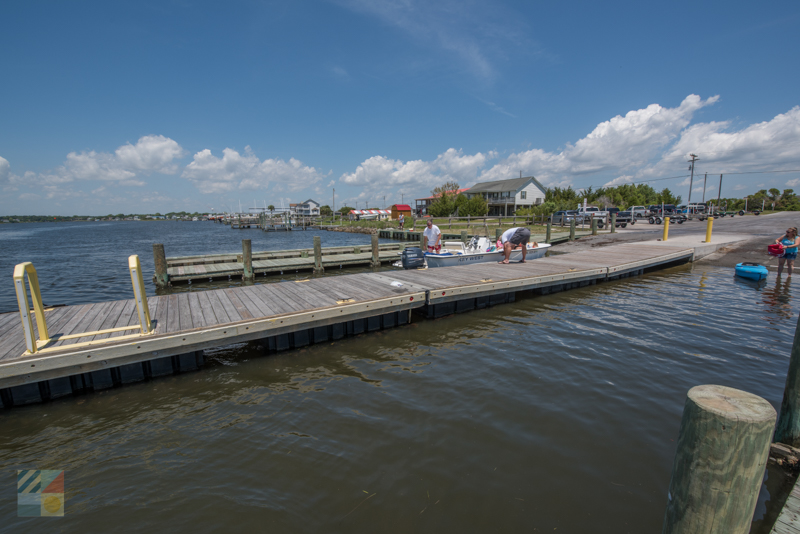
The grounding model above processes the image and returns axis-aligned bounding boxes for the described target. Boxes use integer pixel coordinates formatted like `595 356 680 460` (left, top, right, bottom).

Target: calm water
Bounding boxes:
0 221 402 313
0 222 798 532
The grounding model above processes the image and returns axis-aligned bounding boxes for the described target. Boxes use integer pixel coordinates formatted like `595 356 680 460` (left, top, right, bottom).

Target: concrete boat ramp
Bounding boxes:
0 242 695 408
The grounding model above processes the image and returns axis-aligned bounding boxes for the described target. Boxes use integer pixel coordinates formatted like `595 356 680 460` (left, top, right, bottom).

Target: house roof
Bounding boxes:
300 199 319 206
415 188 470 201
349 209 391 215
391 204 412 211
466 176 546 194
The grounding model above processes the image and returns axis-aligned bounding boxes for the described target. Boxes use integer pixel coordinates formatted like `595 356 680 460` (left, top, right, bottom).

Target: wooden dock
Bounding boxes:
771 475 800 533
0 243 694 407
165 243 406 283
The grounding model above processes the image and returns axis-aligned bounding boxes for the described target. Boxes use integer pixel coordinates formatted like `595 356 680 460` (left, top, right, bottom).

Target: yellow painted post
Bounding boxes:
128 255 152 334
705 216 713 243
663 217 670 241
13 263 49 353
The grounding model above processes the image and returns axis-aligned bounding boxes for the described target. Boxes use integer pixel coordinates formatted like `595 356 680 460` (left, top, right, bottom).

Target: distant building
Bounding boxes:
349 209 391 221
291 199 321 216
465 176 546 216
414 188 470 216
390 204 412 220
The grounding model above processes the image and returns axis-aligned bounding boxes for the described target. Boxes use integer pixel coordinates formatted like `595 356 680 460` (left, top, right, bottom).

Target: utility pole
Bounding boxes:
717 174 723 212
702 173 707 203
332 188 335 222
687 154 699 205
383 195 386 209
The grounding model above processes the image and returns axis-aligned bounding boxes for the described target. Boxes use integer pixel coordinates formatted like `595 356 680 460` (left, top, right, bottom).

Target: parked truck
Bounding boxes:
575 206 610 227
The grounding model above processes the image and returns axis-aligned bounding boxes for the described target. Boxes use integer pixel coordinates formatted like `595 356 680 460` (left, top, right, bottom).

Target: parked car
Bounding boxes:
628 205 649 219
549 210 578 224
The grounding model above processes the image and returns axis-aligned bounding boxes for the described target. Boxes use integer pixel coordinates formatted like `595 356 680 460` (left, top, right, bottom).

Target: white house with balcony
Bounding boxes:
464 176 546 216
290 199 321 217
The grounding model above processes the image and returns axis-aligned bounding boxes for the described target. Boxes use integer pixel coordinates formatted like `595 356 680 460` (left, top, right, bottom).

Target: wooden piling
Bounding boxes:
495 228 502 242
775 314 800 446
153 244 169 288
662 385 776 534
610 213 616 234
569 219 576 241
371 234 380 267
591 216 598 236
242 239 254 280
313 236 324 274
461 230 468 244
546 222 552 244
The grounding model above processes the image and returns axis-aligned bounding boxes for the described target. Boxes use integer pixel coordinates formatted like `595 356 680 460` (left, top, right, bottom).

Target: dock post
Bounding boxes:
610 213 616 234
662 385 775 534
775 314 800 446
663 217 670 241
371 234 380 267
591 215 598 235
495 228 502 242
153 244 169 288
705 216 713 243
461 230 468 244
546 222 552 244
569 219 575 241
313 236 324 274
242 239 254 280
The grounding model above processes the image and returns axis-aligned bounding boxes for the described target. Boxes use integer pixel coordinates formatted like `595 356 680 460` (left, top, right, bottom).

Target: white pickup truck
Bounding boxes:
628 205 650 219
576 206 610 227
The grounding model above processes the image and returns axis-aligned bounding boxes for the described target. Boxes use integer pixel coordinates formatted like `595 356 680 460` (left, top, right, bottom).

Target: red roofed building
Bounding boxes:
414 188 470 216
390 204 412 220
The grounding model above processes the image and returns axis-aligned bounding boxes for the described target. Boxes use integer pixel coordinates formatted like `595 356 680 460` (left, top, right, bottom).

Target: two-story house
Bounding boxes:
464 176 546 216
290 199 321 217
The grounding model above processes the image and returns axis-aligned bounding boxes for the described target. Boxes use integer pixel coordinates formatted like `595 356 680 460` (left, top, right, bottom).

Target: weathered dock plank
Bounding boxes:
0 243 693 400
771 477 800 533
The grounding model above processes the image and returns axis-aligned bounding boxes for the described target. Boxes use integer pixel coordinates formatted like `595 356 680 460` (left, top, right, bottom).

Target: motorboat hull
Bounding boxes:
425 244 551 268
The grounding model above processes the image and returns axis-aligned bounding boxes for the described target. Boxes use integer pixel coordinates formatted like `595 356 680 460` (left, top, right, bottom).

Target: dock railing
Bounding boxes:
13 255 154 355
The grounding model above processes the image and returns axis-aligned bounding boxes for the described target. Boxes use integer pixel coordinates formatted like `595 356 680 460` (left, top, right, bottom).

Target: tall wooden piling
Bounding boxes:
569 219 576 241
546 222 552 244
242 239 254 280
775 314 800 446
313 236 324 274
153 244 169 288
461 230 468 244
662 385 776 534
371 234 380 267
591 216 598 235
610 213 616 234
495 228 502 242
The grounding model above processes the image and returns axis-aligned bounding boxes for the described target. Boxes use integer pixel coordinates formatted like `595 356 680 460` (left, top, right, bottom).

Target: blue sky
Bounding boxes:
1 0 799 215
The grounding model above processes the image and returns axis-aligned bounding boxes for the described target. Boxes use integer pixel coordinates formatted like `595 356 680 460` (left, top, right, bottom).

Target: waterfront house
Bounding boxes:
291 199 321 217
464 176 546 216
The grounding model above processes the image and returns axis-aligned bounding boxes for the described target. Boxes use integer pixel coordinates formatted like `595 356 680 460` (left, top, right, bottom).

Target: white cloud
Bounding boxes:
340 148 494 191
787 179 800 187
19 192 40 200
650 106 800 174
61 135 185 182
603 175 634 187
480 94 719 185
182 146 326 194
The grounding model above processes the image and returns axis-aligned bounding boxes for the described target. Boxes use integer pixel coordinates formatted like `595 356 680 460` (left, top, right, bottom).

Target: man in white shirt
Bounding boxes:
499 227 535 264
423 219 442 253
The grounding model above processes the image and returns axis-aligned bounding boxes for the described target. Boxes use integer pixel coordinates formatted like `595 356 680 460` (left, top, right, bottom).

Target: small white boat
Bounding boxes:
424 237 551 268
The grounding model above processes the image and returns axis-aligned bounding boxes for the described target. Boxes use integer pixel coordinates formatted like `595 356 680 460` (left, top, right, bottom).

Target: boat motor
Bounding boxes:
401 247 425 269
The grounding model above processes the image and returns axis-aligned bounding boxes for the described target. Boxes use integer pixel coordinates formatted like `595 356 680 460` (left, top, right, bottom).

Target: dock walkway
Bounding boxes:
0 243 693 407
771 476 800 533
166 243 404 282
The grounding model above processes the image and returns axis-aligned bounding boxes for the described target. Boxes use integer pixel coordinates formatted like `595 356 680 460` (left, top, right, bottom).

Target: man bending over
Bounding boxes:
498 227 535 264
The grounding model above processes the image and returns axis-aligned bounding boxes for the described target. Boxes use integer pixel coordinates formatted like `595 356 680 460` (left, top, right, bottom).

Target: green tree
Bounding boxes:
339 206 354 215
460 195 488 216
431 180 460 198
428 194 455 217
320 205 333 216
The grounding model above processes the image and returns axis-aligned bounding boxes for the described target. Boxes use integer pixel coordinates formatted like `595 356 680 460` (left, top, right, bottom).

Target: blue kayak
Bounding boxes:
735 263 768 281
